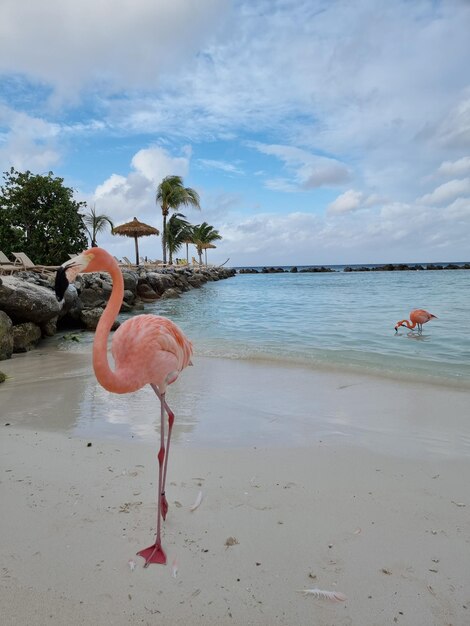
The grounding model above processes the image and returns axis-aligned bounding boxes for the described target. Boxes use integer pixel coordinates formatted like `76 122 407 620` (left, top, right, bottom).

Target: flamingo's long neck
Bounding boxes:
92 260 124 393
398 319 416 329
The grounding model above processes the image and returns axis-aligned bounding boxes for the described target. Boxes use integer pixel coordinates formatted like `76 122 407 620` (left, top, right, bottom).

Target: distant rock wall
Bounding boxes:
238 263 470 274
0 265 235 362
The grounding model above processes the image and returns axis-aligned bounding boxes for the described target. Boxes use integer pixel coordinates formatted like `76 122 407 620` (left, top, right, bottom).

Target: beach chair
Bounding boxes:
12 252 59 274
122 256 136 267
0 251 25 274
0 251 13 265
0 266 20 275
0 263 23 275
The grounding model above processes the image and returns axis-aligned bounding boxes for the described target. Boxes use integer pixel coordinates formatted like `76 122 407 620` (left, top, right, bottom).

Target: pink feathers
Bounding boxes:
111 314 192 393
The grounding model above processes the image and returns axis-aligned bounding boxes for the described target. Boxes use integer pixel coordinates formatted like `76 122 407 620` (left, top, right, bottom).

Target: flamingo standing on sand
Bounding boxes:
394 309 437 334
55 247 192 566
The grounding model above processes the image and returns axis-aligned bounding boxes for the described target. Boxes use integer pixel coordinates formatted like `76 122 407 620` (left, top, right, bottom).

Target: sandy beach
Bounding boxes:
1 346 470 625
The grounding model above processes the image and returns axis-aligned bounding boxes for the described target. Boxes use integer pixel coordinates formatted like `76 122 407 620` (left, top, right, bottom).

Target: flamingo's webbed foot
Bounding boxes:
137 542 167 566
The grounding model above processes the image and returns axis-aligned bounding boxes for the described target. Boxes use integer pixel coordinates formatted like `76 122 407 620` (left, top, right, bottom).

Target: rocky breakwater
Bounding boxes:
0 265 235 368
238 266 335 274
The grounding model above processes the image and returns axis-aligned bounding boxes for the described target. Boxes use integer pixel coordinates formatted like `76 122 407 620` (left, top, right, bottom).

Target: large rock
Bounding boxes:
172 274 191 292
0 275 60 324
187 274 207 288
160 288 181 299
137 283 159 301
123 289 136 305
122 271 138 292
0 311 13 360
13 322 42 352
80 307 120 331
146 272 177 295
79 287 106 308
40 317 58 337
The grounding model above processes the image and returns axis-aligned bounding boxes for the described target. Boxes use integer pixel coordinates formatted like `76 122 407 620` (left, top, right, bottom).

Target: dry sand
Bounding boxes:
1 347 470 625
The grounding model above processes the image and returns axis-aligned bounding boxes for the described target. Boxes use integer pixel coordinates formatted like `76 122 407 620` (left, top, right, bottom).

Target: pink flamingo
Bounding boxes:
394 309 437 334
55 248 192 566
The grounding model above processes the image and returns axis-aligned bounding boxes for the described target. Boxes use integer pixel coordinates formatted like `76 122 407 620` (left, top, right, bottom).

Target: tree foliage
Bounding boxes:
164 213 192 264
83 204 114 247
0 168 88 265
191 222 222 264
156 175 200 263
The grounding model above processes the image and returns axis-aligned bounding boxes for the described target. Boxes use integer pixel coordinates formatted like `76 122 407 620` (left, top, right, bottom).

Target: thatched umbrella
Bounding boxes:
201 242 216 265
112 217 159 265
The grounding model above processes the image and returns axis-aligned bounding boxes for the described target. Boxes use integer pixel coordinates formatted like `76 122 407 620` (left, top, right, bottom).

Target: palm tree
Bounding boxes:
156 175 200 263
191 222 222 265
164 213 192 264
83 205 114 247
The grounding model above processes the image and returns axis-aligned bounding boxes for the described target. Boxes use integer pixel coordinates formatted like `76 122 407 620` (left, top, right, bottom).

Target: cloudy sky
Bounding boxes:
1 0 470 265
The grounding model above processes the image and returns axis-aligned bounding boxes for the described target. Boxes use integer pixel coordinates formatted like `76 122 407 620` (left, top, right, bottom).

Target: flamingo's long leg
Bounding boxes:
136 391 167 566
160 394 174 520
151 383 172 415
150 384 174 520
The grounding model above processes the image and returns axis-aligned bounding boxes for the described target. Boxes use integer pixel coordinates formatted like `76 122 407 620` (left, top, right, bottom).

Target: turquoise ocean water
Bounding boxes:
136 267 470 388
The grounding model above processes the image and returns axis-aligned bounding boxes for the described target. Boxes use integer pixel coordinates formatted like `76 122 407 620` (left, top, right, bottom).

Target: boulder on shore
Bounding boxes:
0 310 13 360
0 275 60 324
13 322 42 352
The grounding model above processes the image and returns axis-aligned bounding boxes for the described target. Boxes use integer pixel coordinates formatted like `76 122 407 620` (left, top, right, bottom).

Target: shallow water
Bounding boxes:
141 269 470 387
3 349 470 459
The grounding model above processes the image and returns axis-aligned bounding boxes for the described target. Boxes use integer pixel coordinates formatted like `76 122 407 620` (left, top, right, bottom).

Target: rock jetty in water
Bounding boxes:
0 264 235 362
237 263 470 274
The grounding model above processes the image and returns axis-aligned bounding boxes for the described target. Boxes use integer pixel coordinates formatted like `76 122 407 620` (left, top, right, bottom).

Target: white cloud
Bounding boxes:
197 159 244 175
91 145 193 224
264 178 298 193
443 196 470 220
0 105 62 171
327 189 381 215
249 142 350 190
130 145 191 183
434 93 470 149
0 0 227 100
419 178 470 205
437 156 470 177
213 195 470 266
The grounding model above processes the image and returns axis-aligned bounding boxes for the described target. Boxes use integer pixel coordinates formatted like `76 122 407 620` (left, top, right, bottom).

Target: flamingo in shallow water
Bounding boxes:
55 248 192 566
394 309 437 334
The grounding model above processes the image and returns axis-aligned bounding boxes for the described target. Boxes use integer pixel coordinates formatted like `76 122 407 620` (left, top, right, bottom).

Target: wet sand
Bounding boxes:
1 346 470 625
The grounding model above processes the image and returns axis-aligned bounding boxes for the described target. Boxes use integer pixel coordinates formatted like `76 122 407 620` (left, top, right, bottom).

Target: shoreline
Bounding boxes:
2 344 470 458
